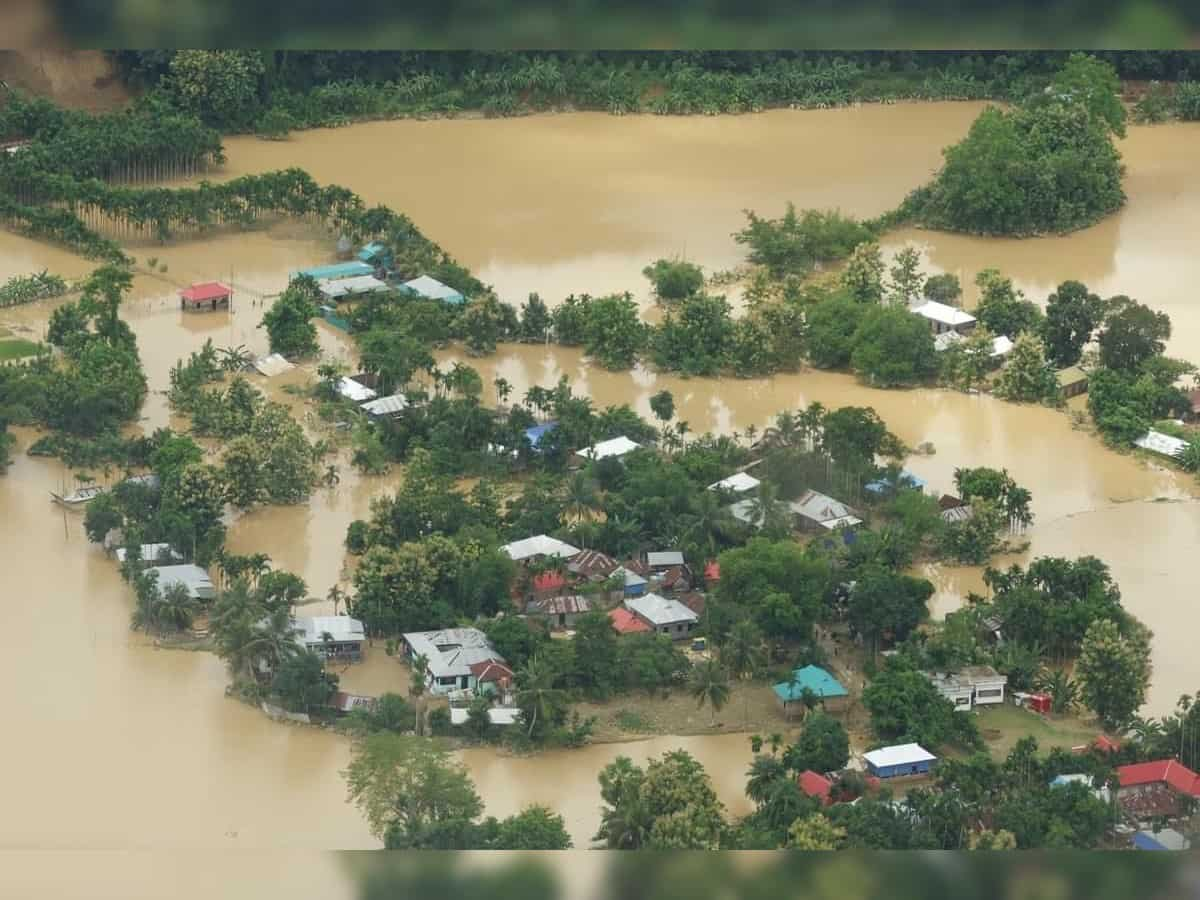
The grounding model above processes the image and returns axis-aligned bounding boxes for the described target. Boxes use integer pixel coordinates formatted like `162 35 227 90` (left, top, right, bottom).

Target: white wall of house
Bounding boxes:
972 681 1006 705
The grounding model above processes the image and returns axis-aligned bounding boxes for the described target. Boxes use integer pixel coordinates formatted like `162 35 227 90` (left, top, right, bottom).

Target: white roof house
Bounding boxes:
501 535 581 562
317 274 388 301
624 592 699 628
253 353 294 377
646 551 685 568
293 615 365 647
577 436 641 461
402 275 464 303
115 543 182 564
449 706 520 726
708 472 762 493
337 377 378 403
789 490 862 530
149 564 215 601
360 394 409 418
1134 430 1189 459
934 331 1014 357
863 743 937 769
911 300 977 330
402 628 504 681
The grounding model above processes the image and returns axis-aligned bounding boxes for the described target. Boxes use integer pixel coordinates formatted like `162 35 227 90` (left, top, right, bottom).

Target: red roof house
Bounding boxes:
469 659 515 689
1117 760 1200 797
180 282 232 311
609 607 651 635
798 770 833 806
1094 735 1121 754
532 570 566 593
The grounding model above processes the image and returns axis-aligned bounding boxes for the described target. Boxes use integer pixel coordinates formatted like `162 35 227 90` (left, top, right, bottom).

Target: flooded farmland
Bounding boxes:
2 104 1199 850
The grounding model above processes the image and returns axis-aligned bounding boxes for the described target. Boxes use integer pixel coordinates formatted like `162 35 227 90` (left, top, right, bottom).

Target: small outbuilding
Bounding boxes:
523 422 559 453
789 489 862 532
336 376 378 404
360 393 409 420
293 615 366 661
612 565 648 598
527 594 592 630
1056 366 1089 398
863 743 937 779
115 543 182 564
357 241 393 268
864 470 927 496
180 282 232 312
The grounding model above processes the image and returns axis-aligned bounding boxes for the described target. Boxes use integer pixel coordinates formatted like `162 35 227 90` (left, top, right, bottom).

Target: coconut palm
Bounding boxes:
748 481 792 538
690 659 731 727
516 653 567 739
1128 716 1165 746
219 344 254 373
745 753 789 807
721 619 766 727
761 410 801 449
1035 666 1078 714
564 471 600 525
327 585 346 616
798 402 827 452
682 490 738 560
155 581 198 633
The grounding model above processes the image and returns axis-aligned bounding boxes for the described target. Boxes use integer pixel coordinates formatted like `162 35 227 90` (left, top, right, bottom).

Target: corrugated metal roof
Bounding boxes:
647 551 684 568
708 472 761 493
790 490 858 525
318 274 388 299
402 275 464 303
773 665 848 701
1134 430 1189 459
253 353 294 377
115 543 181 564
149 564 215 601
337 377 377 403
360 394 408 417
403 628 504 680
292 261 373 281
528 595 592 616
912 300 976 328
624 592 698 627
293 615 365 645
501 535 580 561
180 282 231 302
863 743 937 769
609 607 651 633
577 436 640 460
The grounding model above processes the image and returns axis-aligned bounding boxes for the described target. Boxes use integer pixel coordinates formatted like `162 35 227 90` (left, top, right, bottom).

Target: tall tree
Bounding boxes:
1097 296 1171 372
1075 618 1152 730
690 658 732 726
1041 280 1104 368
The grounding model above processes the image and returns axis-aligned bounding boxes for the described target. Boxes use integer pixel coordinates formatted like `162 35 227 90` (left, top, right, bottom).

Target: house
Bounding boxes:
864 470 927 496
798 770 834 806
773 665 850 713
1117 759 1200 823
527 594 592 629
789 489 862 532
708 472 761 494
360 394 409 421
401 628 507 695
1049 773 1111 804
646 551 685 572
523 422 558 452
679 592 706 618
293 615 366 661
609 607 651 635
863 744 937 779
292 261 374 282
1133 829 1190 851
613 566 649 598
1056 366 1089 398
179 282 232 312
317 274 389 302
927 665 1007 709
501 534 581 563
624 592 699 639
575 436 641 464
1134 429 1189 460
468 659 515 697
148 565 215 601
401 275 465 306
357 241 393 268
115 543 182 564
941 504 974 524
567 549 620 582
727 497 788 530
933 330 1014 360
336 376 378 404
911 300 977 335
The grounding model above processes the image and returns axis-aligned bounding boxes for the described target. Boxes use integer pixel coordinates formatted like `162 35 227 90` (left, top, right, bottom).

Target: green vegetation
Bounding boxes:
642 258 703 303
0 339 42 361
902 54 1127 236
261 277 320 358
0 270 69 308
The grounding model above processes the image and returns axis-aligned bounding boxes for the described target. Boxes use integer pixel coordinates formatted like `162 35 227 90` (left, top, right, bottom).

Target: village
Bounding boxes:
4 49 1200 858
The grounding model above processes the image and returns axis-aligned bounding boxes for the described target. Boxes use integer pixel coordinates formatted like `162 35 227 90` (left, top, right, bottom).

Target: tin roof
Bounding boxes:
292 261 373 282
149 564 215 601
911 300 976 328
318 274 388 300
863 743 937 769
624 592 698 627
1134 429 1189 459
293 615 365 645
528 594 592 616
502 535 581 561
337 377 377 403
647 551 684 568
1117 760 1200 796
708 472 761 493
578 436 640 461
773 665 849 702
798 770 833 802
180 282 232 302
360 394 409 417
403 628 504 680
402 275 464 304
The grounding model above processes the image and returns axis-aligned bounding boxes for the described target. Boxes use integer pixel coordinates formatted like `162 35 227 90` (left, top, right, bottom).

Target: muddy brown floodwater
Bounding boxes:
1 104 1199 852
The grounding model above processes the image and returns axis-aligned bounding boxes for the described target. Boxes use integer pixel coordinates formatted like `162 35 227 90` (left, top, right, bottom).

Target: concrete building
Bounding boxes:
911 300 977 335
927 665 1008 709
773 665 850 714
401 628 508 695
293 615 366 661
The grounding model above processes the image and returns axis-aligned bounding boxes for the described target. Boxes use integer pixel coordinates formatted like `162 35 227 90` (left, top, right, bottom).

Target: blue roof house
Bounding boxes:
357 241 392 267
613 566 648 598
865 470 927 496
292 261 374 282
523 422 559 453
773 665 850 713
863 744 937 779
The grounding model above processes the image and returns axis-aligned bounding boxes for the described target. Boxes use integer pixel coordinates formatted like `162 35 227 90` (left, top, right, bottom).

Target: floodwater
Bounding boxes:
2 103 1199 853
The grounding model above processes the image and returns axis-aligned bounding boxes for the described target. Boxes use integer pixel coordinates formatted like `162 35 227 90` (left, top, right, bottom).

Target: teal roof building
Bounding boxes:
773 665 848 703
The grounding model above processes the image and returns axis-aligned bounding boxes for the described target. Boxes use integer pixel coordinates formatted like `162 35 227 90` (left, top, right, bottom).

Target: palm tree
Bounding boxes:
156 581 198 633
748 481 791 538
409 653 428 736
494 376 512 408
798 402 827 452
690 659 731 727
745 754 789 807
517 653 566 739
682 491 738 561
762 410 800 450
219 344 254 373
767 732 785 756
564 472 600 525
721 620 766 727
1128 716 1165 747
327 585 346 617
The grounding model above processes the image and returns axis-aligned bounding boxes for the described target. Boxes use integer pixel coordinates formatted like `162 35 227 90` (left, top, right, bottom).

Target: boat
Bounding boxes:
50 485 106 507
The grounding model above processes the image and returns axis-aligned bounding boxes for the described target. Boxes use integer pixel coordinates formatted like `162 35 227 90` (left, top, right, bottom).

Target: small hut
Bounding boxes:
180 282 232 312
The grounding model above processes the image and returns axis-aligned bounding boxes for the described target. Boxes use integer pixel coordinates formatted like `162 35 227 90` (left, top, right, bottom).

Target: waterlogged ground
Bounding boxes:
2 105 1199 850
